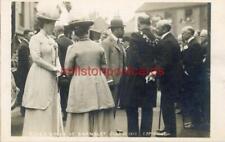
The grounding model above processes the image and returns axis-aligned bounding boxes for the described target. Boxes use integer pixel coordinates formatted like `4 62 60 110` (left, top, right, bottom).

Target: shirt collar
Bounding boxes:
21 37 29 44
111 33 119 42
161 31 170 40
188 36 195 43
40 29 47 37
58 33 64 39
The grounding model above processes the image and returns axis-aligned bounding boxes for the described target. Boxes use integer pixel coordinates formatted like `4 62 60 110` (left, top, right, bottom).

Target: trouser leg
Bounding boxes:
126 107 139 137
18 88 25 117
60 85 69 120
161 89 177 136
190 91 202 126
110 85 118 118
140 107 153 137
181 75 192 123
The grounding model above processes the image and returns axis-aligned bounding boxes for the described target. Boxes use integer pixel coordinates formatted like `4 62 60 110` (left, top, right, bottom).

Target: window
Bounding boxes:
185 8 193 21
19 2 25 27
165 11 172 19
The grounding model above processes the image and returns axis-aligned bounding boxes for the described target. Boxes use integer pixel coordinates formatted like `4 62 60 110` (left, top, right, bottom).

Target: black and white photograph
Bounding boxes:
1 0 225 141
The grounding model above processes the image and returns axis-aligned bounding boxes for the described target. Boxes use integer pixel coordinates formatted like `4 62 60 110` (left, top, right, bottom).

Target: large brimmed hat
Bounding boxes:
36 2 61 21
108 19 125 28
68 11 94 28
69 19 94 27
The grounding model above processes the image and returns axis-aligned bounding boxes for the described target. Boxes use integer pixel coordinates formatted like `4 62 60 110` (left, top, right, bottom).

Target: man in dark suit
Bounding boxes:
16 29 33 116
101 18 126 117
155 20 181 137
200 29 210 129
119 15 157 137
55 25 73 121
181 26 205 129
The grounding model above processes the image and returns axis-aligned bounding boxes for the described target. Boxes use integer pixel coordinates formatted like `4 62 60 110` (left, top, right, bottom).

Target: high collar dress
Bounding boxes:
22 30 63 136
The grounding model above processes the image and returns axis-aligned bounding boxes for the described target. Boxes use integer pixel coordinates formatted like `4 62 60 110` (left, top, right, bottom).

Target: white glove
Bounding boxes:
184 70 189 76
145 71 157 83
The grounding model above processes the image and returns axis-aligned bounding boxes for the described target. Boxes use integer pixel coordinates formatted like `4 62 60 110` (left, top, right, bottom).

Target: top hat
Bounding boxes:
109 19 125 28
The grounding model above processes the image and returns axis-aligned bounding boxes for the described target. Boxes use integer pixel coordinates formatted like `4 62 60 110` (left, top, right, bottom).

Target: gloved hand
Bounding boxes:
145 71 157 83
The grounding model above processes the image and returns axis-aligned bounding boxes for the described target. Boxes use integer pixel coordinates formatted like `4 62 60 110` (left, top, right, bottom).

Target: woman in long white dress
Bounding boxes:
64 18 115 137
22 4 63 136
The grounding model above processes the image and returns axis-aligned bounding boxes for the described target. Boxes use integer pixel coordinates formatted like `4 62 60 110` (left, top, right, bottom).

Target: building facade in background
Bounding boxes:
136 2 210 36
11 2 37 68
12 2 37 35
11 2 210 43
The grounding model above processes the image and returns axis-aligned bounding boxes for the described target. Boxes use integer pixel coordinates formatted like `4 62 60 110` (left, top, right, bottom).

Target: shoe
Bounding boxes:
116 129 123 134
156 129 166 133
176 109 182 114
184 122 195 129
155 131 172 137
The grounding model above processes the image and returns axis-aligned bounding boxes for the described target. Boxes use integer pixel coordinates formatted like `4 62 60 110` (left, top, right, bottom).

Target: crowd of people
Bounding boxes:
11 4 210 137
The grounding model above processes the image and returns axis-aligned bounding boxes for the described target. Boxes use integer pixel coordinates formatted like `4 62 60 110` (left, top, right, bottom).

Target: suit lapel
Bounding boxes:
109 36 126 66
161 32 171 41
187 38 197 49
109 36 122 52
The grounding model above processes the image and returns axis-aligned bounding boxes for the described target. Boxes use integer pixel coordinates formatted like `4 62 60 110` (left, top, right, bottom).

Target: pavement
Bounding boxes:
11 91 209 137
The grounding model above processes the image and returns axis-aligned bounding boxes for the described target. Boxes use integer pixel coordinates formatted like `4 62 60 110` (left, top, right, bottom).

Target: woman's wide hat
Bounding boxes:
69 19 94 27
36 2 61 21
68 11 94 28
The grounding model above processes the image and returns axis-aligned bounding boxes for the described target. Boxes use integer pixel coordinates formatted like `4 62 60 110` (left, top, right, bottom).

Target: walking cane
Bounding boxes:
59 77 65 135
157 92 162 131
56 78 64 136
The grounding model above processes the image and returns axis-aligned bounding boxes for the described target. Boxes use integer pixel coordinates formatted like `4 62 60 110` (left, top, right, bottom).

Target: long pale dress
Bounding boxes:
64 38 115 137
22 30 63 136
